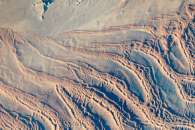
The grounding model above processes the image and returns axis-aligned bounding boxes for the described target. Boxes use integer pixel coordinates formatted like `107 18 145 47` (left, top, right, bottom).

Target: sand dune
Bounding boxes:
0 0 195 130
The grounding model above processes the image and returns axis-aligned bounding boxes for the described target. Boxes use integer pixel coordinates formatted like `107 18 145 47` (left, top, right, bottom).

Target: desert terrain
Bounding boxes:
0 0 195 130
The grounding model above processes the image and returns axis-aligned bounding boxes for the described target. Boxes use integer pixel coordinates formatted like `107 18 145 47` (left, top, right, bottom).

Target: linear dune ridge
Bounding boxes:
0 0 195 130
